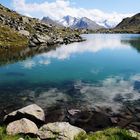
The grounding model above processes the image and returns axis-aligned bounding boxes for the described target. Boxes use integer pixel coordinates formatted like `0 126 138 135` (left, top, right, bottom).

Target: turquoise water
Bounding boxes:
0 34 140 110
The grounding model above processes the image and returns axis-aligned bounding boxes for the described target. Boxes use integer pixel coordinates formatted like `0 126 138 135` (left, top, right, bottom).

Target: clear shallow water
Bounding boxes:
0 34 140 111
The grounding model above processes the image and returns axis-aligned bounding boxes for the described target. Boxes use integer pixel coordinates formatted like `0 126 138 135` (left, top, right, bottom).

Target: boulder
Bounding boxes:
129 130 140 139
21 17 29 24
38 122 86 140
4 104 45 126
56 38 63 44
35 34 51 43
19 30 30 37
6 118 38 135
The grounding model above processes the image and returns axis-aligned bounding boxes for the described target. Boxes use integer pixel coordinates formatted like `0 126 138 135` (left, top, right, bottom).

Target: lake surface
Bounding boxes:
0 34 140 113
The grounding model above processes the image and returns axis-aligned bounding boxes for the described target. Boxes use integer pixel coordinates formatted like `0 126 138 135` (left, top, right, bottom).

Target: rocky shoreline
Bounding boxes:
1 104 140 140
0 4 85 50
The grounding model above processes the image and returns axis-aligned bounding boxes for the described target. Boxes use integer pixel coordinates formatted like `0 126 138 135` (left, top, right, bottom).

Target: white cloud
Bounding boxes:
12 0 134 27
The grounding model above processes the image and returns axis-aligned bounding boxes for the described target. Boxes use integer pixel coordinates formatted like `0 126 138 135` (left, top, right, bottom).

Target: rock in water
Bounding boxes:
6 118 38 135
4 104 45 126
38 122 86 140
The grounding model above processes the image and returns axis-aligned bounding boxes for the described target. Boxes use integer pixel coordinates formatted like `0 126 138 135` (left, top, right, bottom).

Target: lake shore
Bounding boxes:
1 104 140 140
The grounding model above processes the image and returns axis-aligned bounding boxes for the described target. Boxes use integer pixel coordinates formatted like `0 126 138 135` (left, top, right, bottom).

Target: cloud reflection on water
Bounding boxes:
21 34 130 69
22 74 140 111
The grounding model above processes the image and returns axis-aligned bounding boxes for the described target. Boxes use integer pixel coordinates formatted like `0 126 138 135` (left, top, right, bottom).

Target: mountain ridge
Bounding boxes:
42 15 104 30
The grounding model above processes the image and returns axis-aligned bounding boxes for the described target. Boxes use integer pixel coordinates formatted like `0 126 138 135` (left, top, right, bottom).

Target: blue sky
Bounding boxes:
0 0 139 27
1 0 140 13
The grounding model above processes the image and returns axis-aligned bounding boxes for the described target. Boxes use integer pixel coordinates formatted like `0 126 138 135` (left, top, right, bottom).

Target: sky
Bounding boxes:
0 0 140 26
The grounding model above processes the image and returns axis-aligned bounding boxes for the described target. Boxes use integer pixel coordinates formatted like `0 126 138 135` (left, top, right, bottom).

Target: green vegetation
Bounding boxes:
0 126 38 140
0 126 20 140
0 126 140 140
0 24 28 49
75 128 140 140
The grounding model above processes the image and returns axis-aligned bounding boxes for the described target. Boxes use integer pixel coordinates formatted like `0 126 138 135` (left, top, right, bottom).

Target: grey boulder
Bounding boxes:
6 118 38 135
4 104 45 126
38 122 86 140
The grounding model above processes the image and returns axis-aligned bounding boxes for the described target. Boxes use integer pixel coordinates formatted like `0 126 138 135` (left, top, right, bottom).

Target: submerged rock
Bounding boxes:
6 118 38 135
4 104 45 126
38 122 86 140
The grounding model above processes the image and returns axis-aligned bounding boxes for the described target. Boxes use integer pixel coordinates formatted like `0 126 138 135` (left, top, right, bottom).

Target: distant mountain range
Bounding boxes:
96 13 140 33
42 15 104 30
41 17 63 28
41 13 140 33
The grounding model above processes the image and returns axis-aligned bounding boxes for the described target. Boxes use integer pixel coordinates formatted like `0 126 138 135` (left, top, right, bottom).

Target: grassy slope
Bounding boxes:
75 128 140 140
0 126 140 140
0 4 30 49
0 24 28 48
0 126 37 140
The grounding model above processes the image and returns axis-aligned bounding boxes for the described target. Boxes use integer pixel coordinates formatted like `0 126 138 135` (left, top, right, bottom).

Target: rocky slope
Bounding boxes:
115 13 140 32
0 4 84 50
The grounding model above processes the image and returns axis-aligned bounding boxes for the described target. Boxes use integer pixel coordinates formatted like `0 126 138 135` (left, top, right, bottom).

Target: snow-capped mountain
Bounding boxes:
97 20 118 28
58 15 79 27
41 15 116 29
72 17 103 30
57 16 103 30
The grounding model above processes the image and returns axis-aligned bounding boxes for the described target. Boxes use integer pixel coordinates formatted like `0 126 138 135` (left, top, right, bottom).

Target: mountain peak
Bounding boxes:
57 16 103 30
59 15 79 27
41 16 63 27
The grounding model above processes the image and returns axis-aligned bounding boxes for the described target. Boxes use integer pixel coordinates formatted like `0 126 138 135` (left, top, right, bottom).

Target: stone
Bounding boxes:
56 38 63 44
18 138 25 140
19 30 30 37
4 104 45 125
129 130 140 139
38 122 86 140
6 118 38 135
21 17 29 24
36 34 51 43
